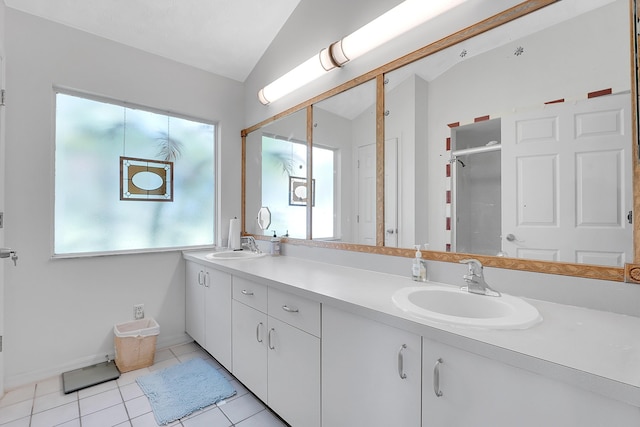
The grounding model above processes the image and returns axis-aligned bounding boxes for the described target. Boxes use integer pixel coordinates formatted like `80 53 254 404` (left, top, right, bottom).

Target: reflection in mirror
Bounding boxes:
384 0 633 266
245 108 308 239
312 80 377 244
257 206 272 231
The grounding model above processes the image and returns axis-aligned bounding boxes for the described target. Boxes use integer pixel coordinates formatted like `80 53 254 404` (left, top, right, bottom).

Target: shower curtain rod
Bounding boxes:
451 143 501 158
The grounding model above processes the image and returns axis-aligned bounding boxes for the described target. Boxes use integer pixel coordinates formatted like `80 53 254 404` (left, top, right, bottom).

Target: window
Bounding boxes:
54 91 215 256
261 135 335 239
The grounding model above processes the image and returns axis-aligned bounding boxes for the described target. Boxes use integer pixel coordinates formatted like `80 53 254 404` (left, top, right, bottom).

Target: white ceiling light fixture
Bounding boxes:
258 0 467 105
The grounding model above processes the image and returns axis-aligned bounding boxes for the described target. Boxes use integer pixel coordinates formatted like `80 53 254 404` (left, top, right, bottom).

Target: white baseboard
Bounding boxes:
4 332 192 391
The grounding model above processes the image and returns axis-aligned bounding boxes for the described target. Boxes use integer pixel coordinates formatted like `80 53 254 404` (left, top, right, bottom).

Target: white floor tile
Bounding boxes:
169 341 200 356
35 376 63 396
235 409 288 427
120 382 144 401
30 401 79 427
218 393 266 424
79 388 123 416
0 384 35 408
77 379 118 399
0 416 31 427
0 400 32 425
57 419 81 427
152 348 175 363
32 389 78 414
130 412 179 427
146 358 179 372
227 379 249 401
124 395 152 419
182 407 232 427
81 403 129 427
117 367 150 387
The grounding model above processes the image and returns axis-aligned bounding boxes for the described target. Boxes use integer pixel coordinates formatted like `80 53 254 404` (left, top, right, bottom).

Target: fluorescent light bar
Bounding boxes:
336 0 467 65
258 54 328 105
258 0 467 104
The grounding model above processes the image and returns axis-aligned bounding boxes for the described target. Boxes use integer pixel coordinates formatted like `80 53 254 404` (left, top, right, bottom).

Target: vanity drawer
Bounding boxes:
268 287 321 337
233 277 268 312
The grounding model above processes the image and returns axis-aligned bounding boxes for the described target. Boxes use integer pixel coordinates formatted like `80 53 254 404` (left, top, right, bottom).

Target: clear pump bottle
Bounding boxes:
411 244 427 282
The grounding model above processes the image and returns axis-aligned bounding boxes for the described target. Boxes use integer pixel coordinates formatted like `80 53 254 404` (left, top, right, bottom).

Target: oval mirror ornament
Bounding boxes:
132 171 164 191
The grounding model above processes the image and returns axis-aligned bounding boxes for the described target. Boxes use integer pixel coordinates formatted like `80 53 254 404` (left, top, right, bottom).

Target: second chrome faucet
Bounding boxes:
459 259 501 297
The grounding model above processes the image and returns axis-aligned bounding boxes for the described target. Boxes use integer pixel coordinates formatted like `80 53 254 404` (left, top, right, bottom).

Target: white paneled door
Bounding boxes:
357 143 376 245
501 93 632 266
385 138 399 247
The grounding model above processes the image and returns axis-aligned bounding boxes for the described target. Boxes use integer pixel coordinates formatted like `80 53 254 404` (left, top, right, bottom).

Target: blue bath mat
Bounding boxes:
136 358 236 425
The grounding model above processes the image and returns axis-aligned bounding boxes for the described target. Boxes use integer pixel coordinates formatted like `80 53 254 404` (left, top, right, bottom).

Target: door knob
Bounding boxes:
0 248 18 266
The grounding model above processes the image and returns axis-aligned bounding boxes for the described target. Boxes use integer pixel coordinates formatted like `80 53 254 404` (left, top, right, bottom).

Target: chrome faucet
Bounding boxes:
459 259 501 297
241 236 261 253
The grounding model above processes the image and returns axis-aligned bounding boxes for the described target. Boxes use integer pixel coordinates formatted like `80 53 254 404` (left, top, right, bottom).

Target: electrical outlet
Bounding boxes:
134 304 144 320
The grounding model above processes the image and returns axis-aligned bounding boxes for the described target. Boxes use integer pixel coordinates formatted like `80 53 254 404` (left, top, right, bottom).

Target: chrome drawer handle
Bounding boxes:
241 289 254 296
282 305 299 313
198 271 204 286
433 358 444 397
256 322 263 343
268 328 275 350
397 344 407 379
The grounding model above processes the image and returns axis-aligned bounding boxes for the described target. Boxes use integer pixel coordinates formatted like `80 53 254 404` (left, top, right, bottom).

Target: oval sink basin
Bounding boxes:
392 285 541 329
205 251 266 260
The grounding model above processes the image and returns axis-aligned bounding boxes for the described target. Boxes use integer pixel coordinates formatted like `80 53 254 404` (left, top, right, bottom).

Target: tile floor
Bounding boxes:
0 342 289 427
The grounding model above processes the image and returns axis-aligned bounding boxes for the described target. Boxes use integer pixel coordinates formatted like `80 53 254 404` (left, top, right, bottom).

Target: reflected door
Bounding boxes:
501 93 632 266
385 138 399 247
357 143 376 245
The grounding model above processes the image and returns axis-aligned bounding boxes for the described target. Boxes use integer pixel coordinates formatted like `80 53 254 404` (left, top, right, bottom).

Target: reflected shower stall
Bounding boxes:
451 119 502 256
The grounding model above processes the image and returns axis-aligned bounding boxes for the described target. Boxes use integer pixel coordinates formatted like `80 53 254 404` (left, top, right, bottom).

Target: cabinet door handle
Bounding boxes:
397 344 407 379
282 305 299 313
433 358 444 397
198 271 204 286
241 289 254 296
268 328 276 350
204 272 210 287
256 322 263 343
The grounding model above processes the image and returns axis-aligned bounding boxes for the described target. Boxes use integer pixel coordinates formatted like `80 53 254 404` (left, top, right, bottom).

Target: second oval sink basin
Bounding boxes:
205 251 266 260
392 285 541 329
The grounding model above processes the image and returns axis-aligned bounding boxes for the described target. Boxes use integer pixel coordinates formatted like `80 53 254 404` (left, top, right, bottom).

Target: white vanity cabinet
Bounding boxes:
422 338 640 427
184 261 232 369
322 305 422 427
232 277 321 427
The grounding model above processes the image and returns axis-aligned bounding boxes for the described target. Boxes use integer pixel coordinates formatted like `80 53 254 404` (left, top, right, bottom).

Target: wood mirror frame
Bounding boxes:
241 0 640 283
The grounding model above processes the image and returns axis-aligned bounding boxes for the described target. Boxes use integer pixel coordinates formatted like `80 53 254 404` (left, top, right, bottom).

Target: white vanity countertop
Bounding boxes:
183 250 640 407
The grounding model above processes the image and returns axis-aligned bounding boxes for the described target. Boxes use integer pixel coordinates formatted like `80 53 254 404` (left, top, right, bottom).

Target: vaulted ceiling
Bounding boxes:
3 0 301 82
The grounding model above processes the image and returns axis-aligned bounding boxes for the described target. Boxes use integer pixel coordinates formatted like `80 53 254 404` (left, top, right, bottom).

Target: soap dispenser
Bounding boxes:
412 245 427 282
270 231 281 256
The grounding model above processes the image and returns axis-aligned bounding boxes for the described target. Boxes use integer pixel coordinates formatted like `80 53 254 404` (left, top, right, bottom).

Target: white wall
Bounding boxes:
0 0 7 398
4 9 243 388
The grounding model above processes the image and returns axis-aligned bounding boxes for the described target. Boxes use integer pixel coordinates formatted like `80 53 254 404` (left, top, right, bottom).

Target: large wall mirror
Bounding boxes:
242 0 639 282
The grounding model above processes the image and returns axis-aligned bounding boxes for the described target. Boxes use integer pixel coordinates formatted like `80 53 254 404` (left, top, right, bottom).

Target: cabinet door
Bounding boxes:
322 305 422 427
185 261 205 344
232 300 268 401
204 268 232 370
267 317 320 427
422 338 640 427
